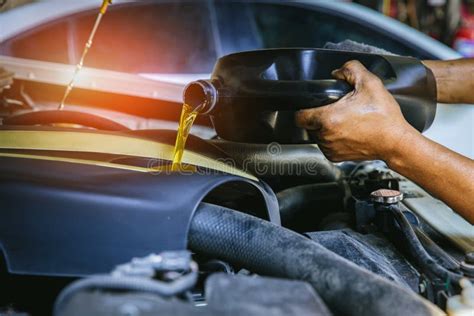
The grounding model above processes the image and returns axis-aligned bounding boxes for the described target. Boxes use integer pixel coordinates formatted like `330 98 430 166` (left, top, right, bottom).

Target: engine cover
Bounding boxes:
0 156 279 277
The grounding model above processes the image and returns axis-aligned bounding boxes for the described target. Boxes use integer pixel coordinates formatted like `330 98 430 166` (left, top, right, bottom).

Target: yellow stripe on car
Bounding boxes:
0 130 257 181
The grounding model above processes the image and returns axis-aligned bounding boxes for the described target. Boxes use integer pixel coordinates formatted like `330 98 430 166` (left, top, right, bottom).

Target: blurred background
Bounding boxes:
354 0 474 57
2 0 474 58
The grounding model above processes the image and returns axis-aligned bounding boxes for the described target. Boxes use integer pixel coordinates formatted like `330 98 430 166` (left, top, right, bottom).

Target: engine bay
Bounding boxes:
0 53 473 316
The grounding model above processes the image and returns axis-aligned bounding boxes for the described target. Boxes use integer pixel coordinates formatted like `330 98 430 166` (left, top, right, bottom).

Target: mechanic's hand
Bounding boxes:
295 60 417 162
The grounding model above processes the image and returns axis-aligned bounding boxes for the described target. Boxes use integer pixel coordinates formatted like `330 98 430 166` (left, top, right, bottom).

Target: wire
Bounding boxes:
54 262 198 315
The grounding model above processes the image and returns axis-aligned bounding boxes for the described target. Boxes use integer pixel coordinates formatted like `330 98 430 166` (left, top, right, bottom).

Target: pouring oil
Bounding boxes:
55 0 200 172
171 103 205 171
58 0 111 110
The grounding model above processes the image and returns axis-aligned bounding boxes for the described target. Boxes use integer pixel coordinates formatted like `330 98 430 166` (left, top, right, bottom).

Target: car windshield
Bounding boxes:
0 1 431 75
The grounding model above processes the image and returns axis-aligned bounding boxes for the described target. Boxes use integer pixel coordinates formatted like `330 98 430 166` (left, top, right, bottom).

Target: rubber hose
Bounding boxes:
389 205 465 283
414 226 460 271
188 203 443 316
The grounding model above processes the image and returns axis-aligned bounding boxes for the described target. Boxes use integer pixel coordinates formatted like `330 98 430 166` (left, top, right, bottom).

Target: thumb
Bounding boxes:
295 106 328 131
331 60 373 89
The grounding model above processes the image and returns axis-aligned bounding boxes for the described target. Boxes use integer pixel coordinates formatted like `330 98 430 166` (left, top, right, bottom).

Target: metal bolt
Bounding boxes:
119 303 140 316
370 189 403 205
465 252 474 265
461 253 474 278
418 282 426 294
460 261 474 278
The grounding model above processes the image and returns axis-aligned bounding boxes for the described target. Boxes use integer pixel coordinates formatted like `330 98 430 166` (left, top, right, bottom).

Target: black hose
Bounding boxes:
389 205 465 283
189 203 443 316
414 226 460 271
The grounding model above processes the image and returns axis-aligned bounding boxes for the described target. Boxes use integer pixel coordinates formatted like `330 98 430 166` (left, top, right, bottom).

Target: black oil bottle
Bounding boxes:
183 48 437 144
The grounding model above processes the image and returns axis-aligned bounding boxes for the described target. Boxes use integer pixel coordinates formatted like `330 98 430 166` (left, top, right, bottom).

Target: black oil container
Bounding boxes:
183 48 437 144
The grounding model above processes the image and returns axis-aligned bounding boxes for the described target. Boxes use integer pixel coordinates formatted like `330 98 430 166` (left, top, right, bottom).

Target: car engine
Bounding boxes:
0 49 473 316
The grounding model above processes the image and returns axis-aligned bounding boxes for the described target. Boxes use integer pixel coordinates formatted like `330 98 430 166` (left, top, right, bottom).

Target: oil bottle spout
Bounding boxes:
183 80 218 114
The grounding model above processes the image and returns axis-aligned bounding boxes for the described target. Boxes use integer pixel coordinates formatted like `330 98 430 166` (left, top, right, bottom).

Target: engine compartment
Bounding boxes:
1 128 473 315
0 57 473 316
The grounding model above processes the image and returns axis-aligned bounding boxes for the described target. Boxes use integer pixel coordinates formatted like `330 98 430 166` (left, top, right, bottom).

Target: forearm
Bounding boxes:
422 59 474 104
384 127 474 224
298 60 474 222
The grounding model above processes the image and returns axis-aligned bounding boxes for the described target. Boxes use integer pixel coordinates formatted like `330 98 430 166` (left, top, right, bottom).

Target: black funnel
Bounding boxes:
183 48 437 144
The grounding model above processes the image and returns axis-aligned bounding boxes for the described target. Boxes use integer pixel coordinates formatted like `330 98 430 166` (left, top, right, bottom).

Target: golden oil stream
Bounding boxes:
171 103 206 171
55 0 202 172
58 0 112 110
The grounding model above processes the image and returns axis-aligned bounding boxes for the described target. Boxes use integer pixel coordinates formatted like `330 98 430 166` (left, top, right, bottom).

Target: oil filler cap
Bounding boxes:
370 189 403 205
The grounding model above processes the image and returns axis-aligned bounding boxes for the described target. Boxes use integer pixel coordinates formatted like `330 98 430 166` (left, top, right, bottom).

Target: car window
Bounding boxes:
0 2 217 74
215 2 430 59
1 1 431 75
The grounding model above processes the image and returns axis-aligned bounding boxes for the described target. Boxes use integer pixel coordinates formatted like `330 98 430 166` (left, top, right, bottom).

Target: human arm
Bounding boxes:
295 61 474 224
422 58 474 104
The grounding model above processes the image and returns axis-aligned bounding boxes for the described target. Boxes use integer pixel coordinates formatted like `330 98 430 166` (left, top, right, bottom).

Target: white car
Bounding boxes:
0 0 472 157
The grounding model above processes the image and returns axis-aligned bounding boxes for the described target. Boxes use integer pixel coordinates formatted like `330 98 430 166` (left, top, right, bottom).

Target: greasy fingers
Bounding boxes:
297 60 415 162
295 107 327 130
331 60 382 89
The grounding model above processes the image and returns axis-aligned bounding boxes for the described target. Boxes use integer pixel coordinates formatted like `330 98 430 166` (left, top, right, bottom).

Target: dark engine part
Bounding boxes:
54 251 200 315
58 273 331 316
307 229 421 292
353 188 471 308
356 196 468 285
0 156 279 277
277 182 346 231
183 48 437 143
188 203 442 316
387 204 466 284
209 139 342 182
